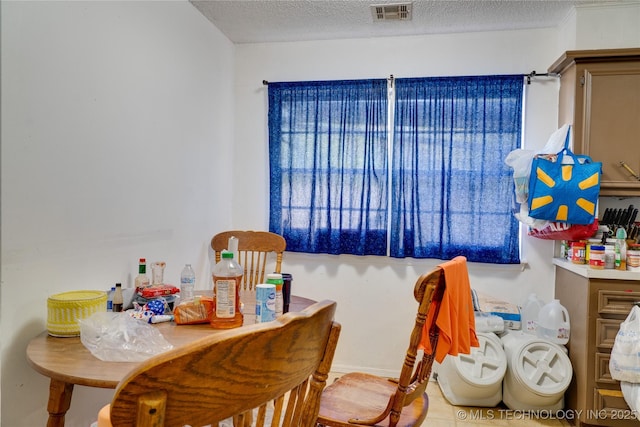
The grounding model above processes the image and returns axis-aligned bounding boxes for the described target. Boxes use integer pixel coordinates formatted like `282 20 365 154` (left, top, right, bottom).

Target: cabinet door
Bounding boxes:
581 62 640 195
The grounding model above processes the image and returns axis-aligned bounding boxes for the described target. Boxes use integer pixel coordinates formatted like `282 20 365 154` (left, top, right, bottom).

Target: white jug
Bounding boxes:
536 299 570 345
521 293 545 335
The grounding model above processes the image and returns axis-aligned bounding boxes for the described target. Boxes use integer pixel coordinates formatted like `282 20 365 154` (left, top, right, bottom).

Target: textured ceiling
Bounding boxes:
190 0 607 44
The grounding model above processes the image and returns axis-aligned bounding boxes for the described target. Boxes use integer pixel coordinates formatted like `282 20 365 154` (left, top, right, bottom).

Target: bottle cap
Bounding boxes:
139 258 146 263
616 228 628 239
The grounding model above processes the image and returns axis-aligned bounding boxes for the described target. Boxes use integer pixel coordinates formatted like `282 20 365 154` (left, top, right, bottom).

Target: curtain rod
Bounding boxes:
526 70 559 85
264 73 554 86
263 76 394 85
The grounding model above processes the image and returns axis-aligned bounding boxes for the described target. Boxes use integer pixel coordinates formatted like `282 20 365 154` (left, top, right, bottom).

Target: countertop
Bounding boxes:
553 258 640 280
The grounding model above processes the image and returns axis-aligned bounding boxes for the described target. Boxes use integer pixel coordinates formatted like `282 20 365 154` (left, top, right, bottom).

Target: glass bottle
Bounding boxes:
211 251 244 329
134 258 150 291
180 264 196 302
112 283 124 313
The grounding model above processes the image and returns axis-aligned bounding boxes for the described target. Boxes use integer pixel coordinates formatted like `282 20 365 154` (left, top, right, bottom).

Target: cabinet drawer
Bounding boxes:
596 318 623 349
598 290 640 316
596 352 617 384
592 388 638 425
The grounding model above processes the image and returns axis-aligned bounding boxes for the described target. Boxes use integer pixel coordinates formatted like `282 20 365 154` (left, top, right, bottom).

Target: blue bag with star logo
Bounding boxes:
528 128 602 225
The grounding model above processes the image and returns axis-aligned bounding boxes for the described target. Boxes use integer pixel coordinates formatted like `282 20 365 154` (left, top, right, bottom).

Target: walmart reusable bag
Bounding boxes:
528 129 602 225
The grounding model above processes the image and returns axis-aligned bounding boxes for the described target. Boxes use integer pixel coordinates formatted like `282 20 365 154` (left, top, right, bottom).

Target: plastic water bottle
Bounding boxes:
536 299 570 345
180 264 196 302
521 293 545 335
106 286 115 311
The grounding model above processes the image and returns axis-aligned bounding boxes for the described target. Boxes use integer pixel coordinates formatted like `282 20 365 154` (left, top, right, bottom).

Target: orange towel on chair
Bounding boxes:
419 256 479 363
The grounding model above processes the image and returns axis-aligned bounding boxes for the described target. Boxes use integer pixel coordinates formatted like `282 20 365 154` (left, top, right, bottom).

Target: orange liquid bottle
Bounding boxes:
211 251 244 329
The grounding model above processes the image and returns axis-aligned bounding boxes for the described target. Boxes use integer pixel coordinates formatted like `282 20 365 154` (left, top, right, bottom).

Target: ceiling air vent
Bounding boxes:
371 3 412 21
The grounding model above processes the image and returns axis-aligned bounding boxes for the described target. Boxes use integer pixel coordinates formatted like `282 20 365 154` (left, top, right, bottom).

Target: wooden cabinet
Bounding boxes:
555 263 640 426
549 48 640 197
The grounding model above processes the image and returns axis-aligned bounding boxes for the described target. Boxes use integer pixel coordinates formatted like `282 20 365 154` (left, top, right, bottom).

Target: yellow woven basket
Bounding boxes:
47 290 107 337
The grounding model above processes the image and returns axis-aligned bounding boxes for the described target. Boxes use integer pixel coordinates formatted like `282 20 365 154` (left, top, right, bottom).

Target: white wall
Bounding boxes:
574 2 640 50
233 4 640 377
234 28 560 376
1 1 234 426
2 1 638 426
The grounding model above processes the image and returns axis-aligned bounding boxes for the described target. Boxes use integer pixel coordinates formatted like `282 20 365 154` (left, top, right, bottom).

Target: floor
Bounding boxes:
424 380 571 427
327 373 571 427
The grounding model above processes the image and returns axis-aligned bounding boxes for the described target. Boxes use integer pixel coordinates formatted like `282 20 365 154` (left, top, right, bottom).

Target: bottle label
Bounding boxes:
215 279 236 318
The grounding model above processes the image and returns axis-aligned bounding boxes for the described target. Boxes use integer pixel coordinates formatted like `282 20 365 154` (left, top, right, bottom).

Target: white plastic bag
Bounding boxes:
505 149 536 204
80 312 173 362
609 306 640 382
621 381 640 413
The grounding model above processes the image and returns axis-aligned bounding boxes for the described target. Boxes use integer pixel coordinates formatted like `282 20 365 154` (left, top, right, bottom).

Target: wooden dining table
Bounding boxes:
26 293 316 427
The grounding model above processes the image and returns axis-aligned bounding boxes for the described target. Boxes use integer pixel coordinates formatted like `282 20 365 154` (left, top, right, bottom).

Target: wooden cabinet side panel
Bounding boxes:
558 65 577 133
555 267 590 414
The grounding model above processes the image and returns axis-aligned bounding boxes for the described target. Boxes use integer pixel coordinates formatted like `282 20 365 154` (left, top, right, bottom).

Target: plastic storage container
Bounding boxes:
435 332 507 407
536 299 570 345
628 244 640 271
500 331 572 411
589 245 605 269
571 241 586 264
521 293 545 335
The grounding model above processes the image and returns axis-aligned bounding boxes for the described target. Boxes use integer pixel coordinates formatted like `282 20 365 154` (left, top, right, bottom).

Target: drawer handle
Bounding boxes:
619 161 640 181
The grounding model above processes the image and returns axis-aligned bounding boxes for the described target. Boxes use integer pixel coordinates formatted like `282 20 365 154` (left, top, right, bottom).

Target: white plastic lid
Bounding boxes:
511 341 572 395
454 333 507 386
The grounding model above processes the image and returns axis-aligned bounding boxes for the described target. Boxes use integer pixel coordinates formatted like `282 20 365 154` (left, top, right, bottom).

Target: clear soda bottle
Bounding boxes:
211 251 244 329
180 264 196 302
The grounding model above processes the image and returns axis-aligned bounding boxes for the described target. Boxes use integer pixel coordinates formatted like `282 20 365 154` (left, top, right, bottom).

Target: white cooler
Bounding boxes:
500 331 572 411
435 332 507 407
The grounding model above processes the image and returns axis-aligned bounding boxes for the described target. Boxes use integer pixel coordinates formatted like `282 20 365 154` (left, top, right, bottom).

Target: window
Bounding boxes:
268 75 524 264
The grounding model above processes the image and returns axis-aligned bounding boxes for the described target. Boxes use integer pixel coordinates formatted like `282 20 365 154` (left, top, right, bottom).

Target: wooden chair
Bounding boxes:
211 230 286 295
96 300 341 427
316 267 446 427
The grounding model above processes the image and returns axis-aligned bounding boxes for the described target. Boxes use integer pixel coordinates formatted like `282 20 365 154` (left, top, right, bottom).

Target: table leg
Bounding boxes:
46 379 74 427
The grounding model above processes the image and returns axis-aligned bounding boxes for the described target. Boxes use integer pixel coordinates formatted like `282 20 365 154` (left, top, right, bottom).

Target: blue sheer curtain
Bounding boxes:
391 75 523 264
268 79 389 255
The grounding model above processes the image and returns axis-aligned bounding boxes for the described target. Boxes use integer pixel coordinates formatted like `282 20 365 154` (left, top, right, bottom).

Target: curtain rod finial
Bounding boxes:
263 80 269 85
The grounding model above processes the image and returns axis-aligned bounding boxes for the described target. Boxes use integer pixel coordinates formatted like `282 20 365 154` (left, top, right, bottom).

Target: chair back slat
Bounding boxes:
108 300 339 427
212 230 286 292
